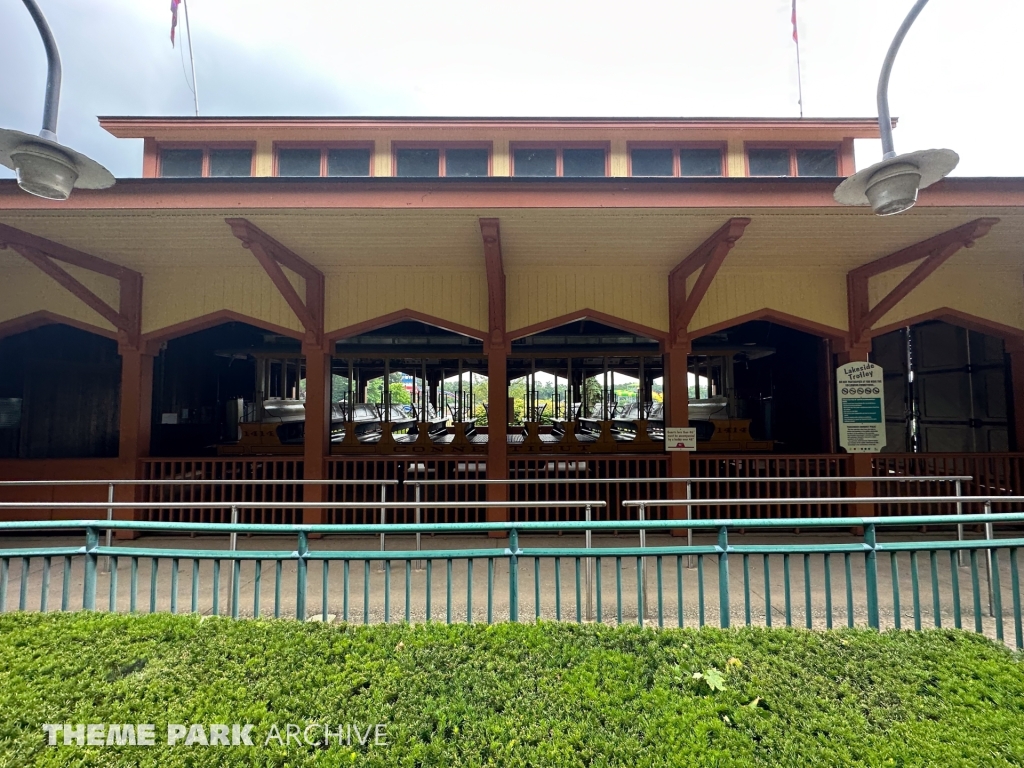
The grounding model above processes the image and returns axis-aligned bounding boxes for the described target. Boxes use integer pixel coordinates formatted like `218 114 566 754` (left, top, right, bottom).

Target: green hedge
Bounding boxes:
1 613 1023 766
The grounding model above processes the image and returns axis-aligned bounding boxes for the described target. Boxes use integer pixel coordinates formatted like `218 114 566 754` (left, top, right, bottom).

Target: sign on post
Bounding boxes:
836 362 886 453
665 427 697 451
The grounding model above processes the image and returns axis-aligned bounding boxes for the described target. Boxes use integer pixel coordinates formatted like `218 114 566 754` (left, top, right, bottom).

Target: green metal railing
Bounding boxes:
0 497 1021 648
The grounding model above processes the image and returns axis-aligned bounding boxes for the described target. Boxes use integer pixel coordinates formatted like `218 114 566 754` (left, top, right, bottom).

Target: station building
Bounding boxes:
1 116 1022 524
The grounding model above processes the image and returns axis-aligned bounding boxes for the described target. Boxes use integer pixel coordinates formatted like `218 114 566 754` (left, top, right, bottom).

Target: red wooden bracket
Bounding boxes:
847 217 999 345
668 217 751 345
479 218 506 347
0 222 142 348
225 218 325 345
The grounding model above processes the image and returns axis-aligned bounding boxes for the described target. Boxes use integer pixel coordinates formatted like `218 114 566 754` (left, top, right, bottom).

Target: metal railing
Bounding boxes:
0 496 1021 648
0 500 603 624
416 475 972 581
0 477 398 565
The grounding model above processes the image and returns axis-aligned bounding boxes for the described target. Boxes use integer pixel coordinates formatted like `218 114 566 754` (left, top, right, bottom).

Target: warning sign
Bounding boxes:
836 362 886 454
665 427 697 451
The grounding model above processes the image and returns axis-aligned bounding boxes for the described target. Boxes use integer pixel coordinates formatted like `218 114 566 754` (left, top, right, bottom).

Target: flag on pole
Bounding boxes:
170 0 181 47
792 0 804 117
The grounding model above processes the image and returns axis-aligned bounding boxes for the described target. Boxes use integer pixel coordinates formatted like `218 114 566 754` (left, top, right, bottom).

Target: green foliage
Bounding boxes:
365 375 411 406
1 615 1023 767
693 666 727 692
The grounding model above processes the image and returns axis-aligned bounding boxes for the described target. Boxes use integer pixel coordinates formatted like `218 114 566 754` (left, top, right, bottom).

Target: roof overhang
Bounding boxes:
99 115 888 140
2 175 1021 212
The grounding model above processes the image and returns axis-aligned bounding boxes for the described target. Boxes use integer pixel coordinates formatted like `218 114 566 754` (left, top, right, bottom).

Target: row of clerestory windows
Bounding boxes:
158 144 839 179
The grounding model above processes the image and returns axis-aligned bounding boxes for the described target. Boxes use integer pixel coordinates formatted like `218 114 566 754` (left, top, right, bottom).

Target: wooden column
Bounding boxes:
664 342 691 523
1007 340 1024 451
486 345 508 516
480 219 509 529
117 346 154 467
113 344 153 535
818 338 836 453
225 218 327 525
666 219 749 527
302 343 331 524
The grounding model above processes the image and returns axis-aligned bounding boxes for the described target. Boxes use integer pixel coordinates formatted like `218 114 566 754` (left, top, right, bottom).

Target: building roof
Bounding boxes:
99 115 889 143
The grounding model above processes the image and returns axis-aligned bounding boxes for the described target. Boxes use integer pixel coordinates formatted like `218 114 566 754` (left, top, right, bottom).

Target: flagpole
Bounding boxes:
795 41 804 119
793 0 804 118
182 0 199 116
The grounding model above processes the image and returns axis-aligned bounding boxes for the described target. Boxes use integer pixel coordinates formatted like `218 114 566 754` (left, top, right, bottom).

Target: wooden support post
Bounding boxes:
665 220 749 533
664 342 691 531
848 454 875 520
486 346 509 522
302 343 331 526
1007 340 1024 451
114 345 153 538
480 218 509 535
818 338 836 453
225 218 327 525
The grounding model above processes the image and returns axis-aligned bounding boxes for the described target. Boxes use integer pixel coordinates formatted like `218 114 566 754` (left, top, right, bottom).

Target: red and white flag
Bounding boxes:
791 0 799 43
170 0 181 47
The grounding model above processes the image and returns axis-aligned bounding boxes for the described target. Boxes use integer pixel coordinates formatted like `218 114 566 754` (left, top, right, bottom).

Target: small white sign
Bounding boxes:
160 413 179 425
665 427 697 451
836 361 886 454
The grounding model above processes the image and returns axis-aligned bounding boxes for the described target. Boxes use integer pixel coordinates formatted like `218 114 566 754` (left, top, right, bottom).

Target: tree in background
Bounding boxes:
366 374 411 406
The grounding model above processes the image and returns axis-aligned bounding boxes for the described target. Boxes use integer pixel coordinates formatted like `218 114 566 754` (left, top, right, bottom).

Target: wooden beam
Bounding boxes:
0 222 134 279
0 224 143 347
479 218 506 341
225 218 321 281
12 245 129 332
246 237 318 333
668 218 750 342
225 218 325 340
849 218 998 280
479 218 509 502
848 217 999 343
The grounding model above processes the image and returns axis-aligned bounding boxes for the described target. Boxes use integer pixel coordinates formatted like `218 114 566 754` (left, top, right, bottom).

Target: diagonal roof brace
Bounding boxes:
847 217 999 344
479 218 506 346
0 222 142 346
225 218 325 345
669 217 751 345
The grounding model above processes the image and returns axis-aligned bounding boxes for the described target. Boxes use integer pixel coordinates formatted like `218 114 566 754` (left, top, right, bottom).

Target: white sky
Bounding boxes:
1 0 1021 179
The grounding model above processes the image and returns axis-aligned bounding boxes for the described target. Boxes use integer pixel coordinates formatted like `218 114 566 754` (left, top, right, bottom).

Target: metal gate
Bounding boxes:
873 321 1010 453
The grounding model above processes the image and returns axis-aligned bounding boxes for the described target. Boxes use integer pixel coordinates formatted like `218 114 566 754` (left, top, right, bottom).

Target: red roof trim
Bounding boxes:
99 115 885 139
1 176 1022 211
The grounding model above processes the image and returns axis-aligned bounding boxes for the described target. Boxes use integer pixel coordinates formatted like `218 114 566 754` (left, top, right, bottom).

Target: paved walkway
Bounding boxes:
2 530 1019 645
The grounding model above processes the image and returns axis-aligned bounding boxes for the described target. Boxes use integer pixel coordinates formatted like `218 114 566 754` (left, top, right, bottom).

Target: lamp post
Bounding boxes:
0 0 114 200
834 0 958 215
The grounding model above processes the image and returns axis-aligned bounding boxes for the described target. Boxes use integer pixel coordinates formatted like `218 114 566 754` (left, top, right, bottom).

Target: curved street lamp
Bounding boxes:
834 0 958 215
0 0 114 200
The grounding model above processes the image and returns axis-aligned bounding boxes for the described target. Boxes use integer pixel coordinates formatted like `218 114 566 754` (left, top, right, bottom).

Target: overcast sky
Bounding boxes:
1 0 1021 179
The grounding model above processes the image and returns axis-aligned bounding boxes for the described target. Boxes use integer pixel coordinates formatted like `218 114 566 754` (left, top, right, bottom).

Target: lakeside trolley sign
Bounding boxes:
836 362 886 453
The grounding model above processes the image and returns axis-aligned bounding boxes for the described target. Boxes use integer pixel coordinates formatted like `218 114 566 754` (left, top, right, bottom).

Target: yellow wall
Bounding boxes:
687 267 849 336
0 263 119 334
141 267 304 336
5 260 1023 348
870 264 1024 333
725 138 746 177
506 269 669 335
253 137 274 176
326 269 487 337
